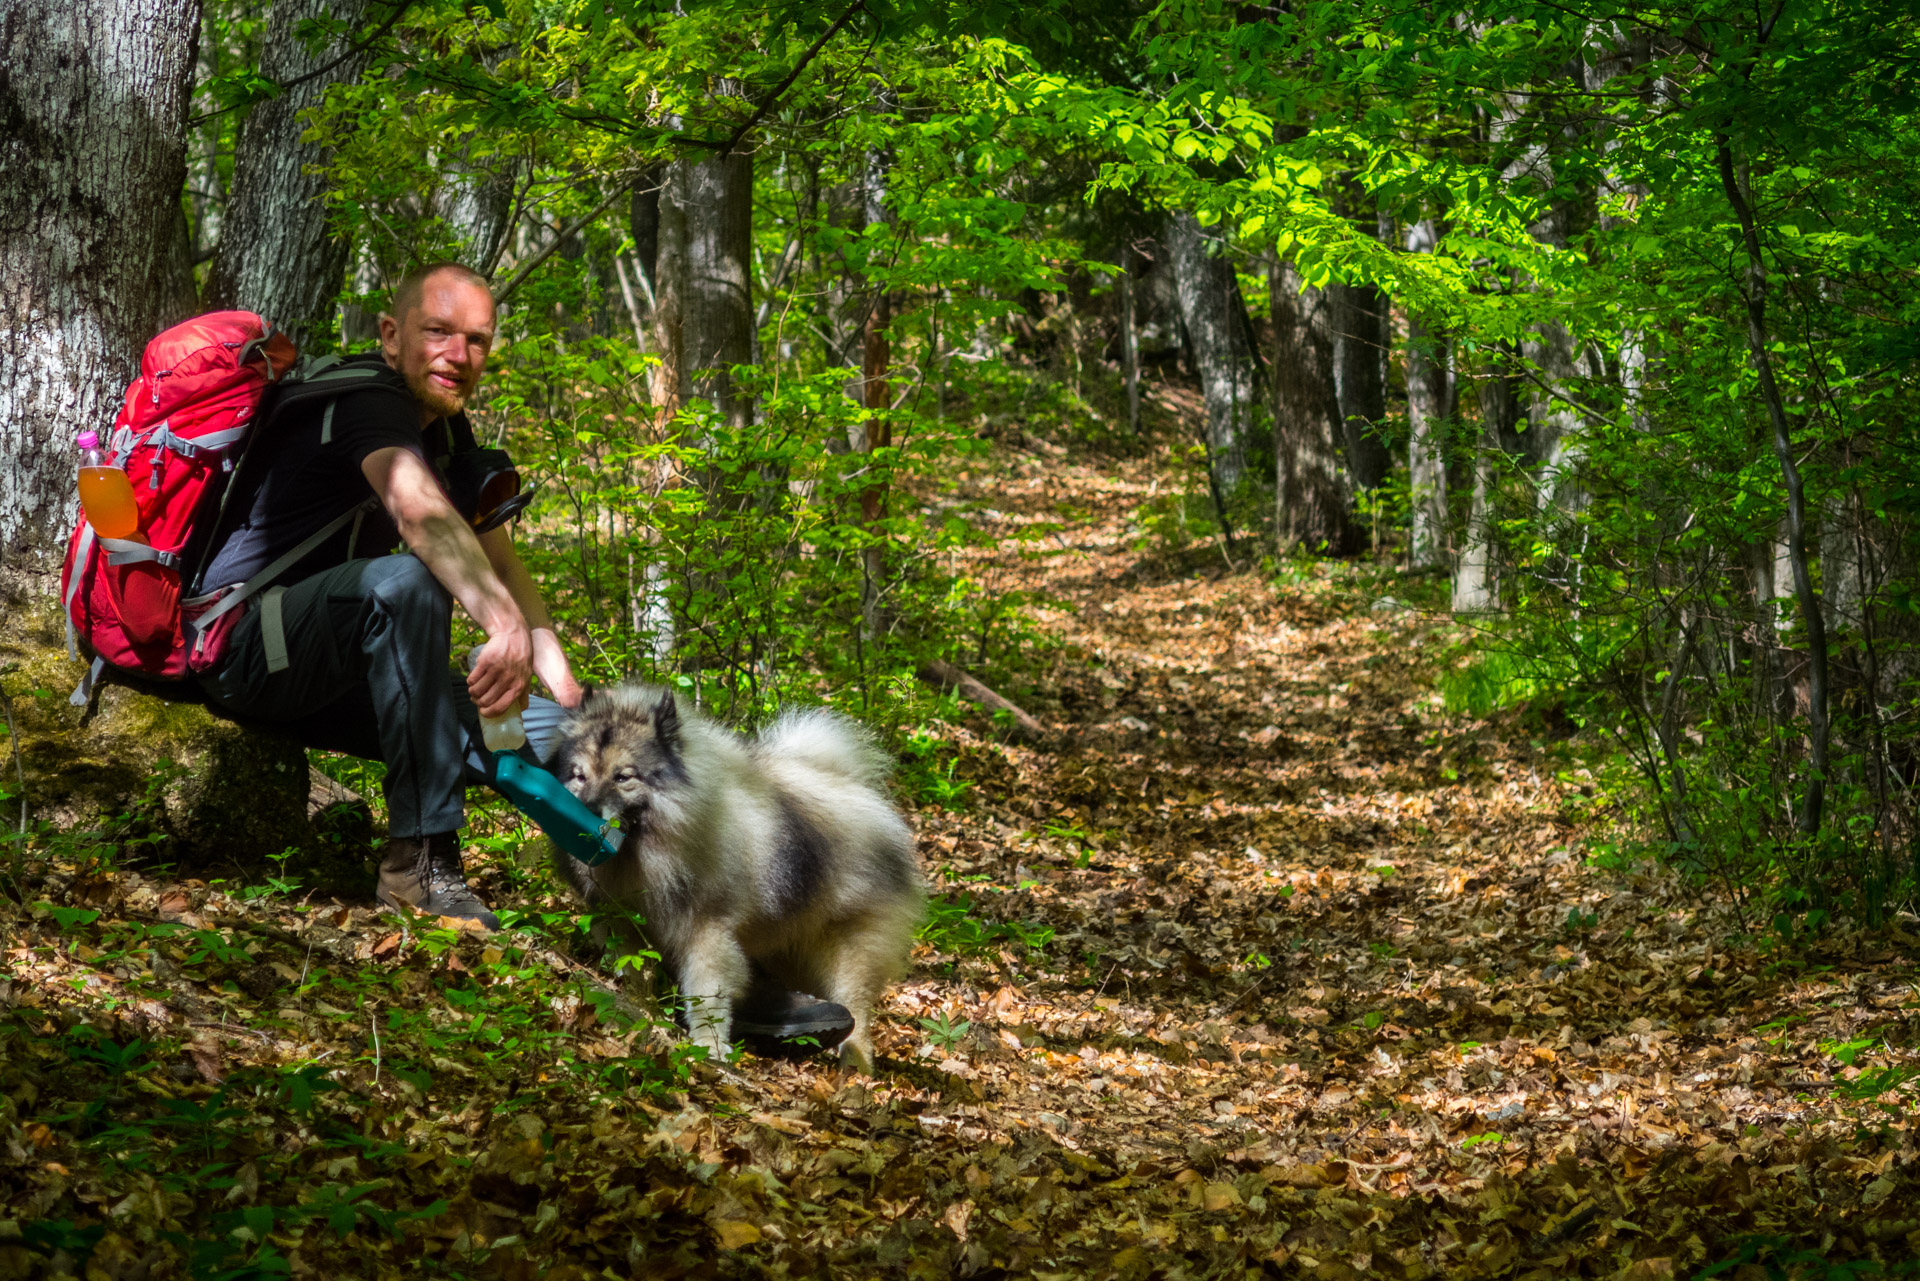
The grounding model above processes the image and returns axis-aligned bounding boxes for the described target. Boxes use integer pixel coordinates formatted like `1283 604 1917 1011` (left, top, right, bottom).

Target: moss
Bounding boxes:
1 600 321 881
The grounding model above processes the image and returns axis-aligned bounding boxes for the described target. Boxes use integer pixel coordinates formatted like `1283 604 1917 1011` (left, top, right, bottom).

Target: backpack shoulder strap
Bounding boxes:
269 355 410 427
446 412 480 453
186 356 409 597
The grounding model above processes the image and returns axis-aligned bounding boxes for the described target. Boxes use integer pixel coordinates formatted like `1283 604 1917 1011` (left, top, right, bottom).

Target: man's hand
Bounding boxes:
470 624 534 718
533 627 585 708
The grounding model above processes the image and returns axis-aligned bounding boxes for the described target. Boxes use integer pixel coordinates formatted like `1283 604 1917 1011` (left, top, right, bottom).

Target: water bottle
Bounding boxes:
465 643 528 752
77 430 140 539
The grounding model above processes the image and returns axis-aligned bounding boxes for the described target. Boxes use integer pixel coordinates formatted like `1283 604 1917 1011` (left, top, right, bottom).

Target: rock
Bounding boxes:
0 600 365 887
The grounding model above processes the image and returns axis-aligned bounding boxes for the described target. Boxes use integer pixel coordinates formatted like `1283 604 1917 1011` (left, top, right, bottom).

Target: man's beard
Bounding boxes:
408 364 470 418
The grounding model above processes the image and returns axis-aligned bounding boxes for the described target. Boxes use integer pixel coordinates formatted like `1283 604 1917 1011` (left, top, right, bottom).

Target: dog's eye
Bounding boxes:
614 768 638 783
567 765 586 782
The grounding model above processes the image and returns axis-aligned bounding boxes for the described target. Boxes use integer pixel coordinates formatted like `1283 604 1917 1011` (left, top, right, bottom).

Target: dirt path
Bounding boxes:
4 425 1919 1279
819 427 1920 1277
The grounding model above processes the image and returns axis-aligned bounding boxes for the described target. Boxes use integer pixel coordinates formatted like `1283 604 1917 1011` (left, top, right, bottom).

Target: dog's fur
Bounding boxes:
547 683 922 1070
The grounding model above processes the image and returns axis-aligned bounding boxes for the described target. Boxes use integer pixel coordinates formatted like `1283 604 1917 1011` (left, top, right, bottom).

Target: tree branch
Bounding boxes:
188 0 415 127
675 0 866 158
1715 131 1830 837
491 178 647 305
917 659 1045 739
491 2 862 306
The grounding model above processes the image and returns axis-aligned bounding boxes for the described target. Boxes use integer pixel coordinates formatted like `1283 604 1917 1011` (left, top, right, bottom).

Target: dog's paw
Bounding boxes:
838 1038 874 1075
689 1027 731 1060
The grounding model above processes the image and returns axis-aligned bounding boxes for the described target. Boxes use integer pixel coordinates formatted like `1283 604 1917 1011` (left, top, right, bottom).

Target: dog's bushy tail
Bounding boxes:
757 708 891 787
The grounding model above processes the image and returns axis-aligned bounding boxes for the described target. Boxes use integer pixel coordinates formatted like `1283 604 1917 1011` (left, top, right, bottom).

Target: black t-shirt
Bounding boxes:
198 381 428 591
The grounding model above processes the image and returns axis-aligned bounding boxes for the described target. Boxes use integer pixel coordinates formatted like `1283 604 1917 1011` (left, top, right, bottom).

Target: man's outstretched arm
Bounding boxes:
479 525 584 708
361 445 531 717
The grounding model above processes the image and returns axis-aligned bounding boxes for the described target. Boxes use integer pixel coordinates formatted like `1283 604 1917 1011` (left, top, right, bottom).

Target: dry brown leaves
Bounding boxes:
4 424 1920 1279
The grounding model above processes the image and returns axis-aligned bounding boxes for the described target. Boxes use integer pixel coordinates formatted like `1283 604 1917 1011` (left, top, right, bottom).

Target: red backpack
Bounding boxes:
60 311 389 703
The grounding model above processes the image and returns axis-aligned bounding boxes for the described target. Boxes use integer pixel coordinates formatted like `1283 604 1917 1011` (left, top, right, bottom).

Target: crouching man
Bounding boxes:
194 261 850 1050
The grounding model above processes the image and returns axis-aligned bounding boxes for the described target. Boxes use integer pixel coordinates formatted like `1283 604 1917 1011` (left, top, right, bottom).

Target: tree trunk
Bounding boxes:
853 148 892 636
1329 185 1391 492
1451 347 1521 613
438 148 516 277
638 158 689 665
1165 211 1256 538
1405 220 1450 571
628 167 663 304
1524 319 1584 500
650 162 687 416
0 0 203 597
1450 430 1500 612
1120 253 1142 435
1269 257 1359 554
204 0 372 351
672 151 753 431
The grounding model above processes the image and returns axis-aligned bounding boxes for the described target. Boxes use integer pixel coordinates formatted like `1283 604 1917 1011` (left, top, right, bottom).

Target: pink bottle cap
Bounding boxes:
77 430 100 449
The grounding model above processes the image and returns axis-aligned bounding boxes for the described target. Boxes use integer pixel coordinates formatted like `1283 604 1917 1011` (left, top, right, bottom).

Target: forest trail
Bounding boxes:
5 423 1920 1280
785 417 1920 1276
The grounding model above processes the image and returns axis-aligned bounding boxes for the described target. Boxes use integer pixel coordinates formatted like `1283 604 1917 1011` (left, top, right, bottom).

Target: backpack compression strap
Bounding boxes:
183 495 381 671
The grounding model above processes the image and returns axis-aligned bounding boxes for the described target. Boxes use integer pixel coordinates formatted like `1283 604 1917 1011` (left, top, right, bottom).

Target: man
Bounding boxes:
196 262 851 1050
195 262 562 929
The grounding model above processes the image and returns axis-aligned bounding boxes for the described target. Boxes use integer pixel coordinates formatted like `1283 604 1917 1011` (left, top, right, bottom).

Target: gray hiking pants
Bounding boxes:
198 554 565 838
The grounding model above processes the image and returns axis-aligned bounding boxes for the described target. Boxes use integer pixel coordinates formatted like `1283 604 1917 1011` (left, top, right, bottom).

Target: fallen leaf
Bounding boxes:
1202 1181 1241 1211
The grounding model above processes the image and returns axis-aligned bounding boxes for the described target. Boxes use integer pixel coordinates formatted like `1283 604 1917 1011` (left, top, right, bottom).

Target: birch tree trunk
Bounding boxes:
1165 211 1256 535
0 0 202 596
1269 258 1361 554
204 0 373 350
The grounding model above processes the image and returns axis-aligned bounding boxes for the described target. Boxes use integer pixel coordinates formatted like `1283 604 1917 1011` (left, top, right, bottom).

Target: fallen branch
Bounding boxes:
917 659 1044 739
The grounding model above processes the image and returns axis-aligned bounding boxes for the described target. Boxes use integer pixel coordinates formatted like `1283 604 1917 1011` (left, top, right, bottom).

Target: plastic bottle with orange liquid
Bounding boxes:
77 431 140 539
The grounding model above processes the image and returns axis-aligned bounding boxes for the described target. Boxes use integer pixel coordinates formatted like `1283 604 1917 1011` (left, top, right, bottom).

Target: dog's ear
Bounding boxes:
577 682 600 707
653 691 681 746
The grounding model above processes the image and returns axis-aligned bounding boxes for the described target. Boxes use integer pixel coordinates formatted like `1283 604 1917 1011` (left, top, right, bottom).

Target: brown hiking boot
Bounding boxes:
375 832 500 930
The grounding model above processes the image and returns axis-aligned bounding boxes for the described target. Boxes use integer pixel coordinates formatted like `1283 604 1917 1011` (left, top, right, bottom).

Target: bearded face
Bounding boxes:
379 271 496 422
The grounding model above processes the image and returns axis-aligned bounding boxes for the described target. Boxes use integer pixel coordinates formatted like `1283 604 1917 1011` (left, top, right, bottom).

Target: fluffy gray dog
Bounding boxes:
547 683 922 1070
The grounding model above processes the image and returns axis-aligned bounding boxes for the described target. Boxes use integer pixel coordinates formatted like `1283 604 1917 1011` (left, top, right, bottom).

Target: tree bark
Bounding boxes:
438 150 516 277
1120 252 1142 435
650 162 687 417
0 0 203 596
204 0 373 351
629 168 663 304
854 147 893 636
1269 257 1360 554
1405 219 1451 571
1451 346 1521 613
1329 184 1391 492
1165 211 1257 537
671 151 753 431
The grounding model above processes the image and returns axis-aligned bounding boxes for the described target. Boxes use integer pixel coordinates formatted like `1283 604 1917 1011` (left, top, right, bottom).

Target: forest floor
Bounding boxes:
4 406 1920 1280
